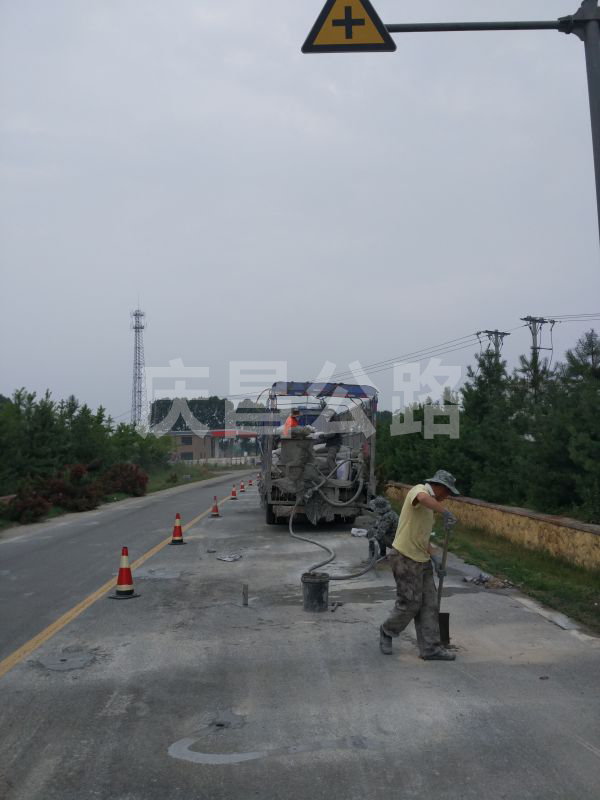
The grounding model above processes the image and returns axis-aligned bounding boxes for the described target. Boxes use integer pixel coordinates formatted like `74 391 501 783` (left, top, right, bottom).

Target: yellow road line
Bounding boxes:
0 493 234 681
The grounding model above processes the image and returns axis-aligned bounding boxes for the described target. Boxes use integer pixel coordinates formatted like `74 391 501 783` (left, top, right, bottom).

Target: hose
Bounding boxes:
288 455 378 579
305 456 365 507
289 500 387 579
288 503 336 571
304 459 353 498
328 553 386 581
317 478 364 507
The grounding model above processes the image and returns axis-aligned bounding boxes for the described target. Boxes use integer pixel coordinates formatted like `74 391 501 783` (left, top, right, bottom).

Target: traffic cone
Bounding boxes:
170 512 185 545
110 546 139 599
248 478 253 487
240 481 245 493
231 484 237 499
211 495 220 517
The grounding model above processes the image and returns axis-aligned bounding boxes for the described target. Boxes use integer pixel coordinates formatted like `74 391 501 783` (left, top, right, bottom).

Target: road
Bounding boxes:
1 482 599 799
0 471 253 662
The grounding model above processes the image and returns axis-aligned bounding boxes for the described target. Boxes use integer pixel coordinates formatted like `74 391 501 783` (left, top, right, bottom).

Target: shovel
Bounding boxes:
437 526 451 646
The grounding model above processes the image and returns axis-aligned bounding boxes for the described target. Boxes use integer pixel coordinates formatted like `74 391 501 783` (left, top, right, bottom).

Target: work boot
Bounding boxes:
379 625 392 655
421 648 456 661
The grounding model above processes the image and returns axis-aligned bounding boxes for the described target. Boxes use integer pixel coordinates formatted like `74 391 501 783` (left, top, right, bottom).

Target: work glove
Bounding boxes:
442 510 458 532
431 553 446 578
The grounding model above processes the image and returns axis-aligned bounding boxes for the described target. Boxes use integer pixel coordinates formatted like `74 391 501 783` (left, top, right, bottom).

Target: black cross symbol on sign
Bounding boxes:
332 5 366 39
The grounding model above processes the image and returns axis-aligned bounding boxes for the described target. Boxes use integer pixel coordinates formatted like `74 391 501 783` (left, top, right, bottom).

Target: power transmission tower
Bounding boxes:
131 308 147 427
477 329 511 356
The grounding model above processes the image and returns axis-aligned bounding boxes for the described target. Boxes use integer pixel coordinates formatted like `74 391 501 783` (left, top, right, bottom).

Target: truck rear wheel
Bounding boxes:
266 503 276 525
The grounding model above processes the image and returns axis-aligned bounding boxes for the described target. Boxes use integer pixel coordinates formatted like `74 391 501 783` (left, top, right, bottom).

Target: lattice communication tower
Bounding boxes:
130 308 147 427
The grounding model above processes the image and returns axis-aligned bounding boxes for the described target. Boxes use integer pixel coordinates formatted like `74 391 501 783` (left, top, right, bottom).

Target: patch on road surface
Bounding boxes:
98 689 149 718
168 710 375 765
36 648 96 671
135 566 187 580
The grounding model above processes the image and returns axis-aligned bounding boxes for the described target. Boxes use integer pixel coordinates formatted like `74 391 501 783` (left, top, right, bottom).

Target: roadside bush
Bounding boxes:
101 463 148 497
45 464 103 512
6 486 51 523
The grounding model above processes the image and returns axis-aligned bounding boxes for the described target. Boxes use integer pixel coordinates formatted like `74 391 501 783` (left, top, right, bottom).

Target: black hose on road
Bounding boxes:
289 502 386 580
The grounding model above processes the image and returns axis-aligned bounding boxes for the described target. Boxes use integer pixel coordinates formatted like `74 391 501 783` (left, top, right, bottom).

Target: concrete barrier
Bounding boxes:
386 481 600 571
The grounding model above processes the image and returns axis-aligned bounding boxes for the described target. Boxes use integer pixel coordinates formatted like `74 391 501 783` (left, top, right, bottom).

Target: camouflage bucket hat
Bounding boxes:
425 469 459 496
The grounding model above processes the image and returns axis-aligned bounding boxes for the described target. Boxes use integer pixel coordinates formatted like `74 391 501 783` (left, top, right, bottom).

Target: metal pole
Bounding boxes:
583 18 600 248
386 21 559 34
559 1 600 248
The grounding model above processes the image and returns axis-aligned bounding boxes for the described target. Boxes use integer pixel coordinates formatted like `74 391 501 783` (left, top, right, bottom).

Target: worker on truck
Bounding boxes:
379 470 459 661
282 407 300 437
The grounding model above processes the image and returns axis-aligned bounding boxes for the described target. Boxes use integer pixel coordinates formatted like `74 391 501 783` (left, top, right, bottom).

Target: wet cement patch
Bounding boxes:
265 582 486 608
36 650 96 672
135 566 189 580
169 706 376 766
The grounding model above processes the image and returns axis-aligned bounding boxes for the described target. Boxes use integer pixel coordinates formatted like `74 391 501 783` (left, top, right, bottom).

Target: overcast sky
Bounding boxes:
1 0 598 420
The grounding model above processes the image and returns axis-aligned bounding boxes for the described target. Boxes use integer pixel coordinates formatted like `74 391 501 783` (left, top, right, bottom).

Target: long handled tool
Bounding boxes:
437 525 451 645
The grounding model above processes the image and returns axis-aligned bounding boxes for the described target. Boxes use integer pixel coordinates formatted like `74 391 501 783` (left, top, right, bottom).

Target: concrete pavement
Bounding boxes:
1 483 599 799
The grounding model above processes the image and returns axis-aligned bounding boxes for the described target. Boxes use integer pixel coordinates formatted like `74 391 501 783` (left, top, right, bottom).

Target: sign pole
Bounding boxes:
582 10 600 247
303 0 600 252
559 0 600 247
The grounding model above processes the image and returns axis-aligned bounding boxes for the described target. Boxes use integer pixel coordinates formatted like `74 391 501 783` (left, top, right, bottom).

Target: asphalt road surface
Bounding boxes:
0 471 253 662
1 482 599 799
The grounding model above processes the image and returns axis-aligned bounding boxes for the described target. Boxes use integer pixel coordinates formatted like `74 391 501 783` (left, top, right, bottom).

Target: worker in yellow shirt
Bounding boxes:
380 470 459 660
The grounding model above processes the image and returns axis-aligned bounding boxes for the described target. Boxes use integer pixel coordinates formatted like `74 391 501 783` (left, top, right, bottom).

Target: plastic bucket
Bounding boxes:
301 572 330 612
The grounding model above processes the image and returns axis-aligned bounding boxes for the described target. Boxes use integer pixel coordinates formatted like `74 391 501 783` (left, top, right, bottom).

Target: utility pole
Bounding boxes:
521 316 556 397
131 308 147 428
521 316 556 357
478 330 511 357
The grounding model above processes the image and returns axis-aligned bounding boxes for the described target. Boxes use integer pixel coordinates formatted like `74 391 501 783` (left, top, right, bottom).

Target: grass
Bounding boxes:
145 463 217 493
145 461 255 493
389 499 600 635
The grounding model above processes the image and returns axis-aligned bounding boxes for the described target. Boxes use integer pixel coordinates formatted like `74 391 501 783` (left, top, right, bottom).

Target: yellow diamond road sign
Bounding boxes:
302 0 396 53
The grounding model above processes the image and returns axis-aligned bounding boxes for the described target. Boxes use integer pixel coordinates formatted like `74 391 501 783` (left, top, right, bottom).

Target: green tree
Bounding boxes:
562 330 600 521
458 351 522 503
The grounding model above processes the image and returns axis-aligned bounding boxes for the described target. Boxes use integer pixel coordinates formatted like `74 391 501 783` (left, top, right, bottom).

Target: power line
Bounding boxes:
320 322 530 385
556 317 600 323
319 333 482 383
540 312 600 319
133 315 597 409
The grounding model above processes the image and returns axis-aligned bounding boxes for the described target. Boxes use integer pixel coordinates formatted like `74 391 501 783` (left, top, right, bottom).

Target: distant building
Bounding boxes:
169 430 258 463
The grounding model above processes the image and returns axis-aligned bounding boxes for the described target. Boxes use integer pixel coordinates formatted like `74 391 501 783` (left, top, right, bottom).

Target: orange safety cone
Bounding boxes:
248 478 253 487
170 512 185 545
231 484 237 499
240 481 245 493
211 495 220 517
110 546 139 599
